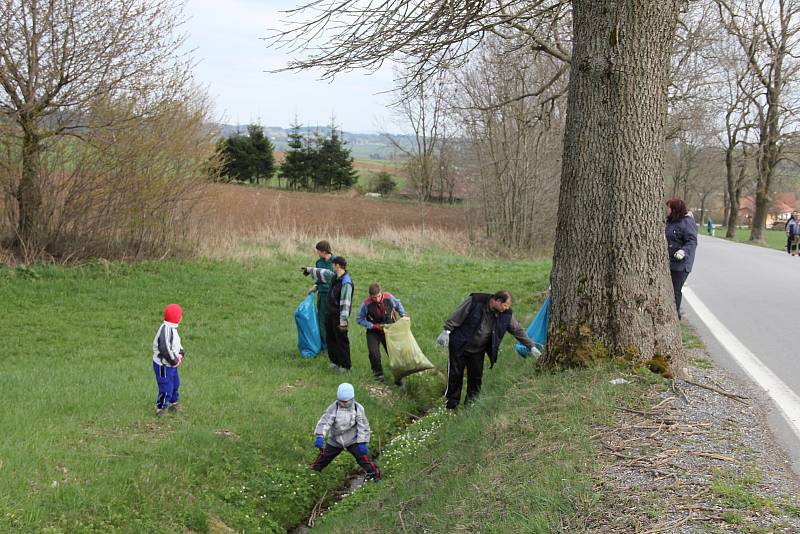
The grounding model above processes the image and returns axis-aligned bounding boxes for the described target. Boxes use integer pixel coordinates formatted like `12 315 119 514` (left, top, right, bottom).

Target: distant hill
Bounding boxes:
211 123 415 160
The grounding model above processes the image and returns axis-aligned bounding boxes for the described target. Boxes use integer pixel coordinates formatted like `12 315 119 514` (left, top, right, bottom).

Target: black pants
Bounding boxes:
311 443 381 478
325 314 351 369
366 329 387 378
445 348 485 409
671 269 690 319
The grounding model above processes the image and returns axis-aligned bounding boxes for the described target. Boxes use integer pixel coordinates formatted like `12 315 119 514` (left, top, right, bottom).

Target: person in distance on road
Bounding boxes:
786 213 799 256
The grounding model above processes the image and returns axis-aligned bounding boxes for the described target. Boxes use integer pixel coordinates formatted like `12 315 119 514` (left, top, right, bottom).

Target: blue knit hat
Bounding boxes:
337 382 355 401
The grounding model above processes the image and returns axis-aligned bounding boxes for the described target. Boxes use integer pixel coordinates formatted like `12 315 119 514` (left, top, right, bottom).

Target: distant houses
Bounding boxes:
737 192 796 229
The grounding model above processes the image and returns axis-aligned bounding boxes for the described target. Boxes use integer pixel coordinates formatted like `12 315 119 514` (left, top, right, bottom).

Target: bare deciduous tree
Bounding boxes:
384 70 448 205
453 33 565 251
716 0 800 241
717 37 758 237
0 0 192 251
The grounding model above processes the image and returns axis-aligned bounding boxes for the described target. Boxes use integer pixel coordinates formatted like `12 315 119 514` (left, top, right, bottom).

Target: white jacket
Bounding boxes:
314 401 372 448
152 321 183 367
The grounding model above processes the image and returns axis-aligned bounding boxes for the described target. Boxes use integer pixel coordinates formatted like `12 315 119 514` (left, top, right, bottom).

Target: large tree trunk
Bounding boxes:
543 0 686 375
725 190 741 238
17 129 44 249
724 147 740 239
750 149 771 241
751 88 781 242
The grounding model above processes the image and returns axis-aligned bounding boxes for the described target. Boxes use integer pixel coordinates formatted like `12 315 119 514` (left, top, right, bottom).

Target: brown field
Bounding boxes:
195 184 473 259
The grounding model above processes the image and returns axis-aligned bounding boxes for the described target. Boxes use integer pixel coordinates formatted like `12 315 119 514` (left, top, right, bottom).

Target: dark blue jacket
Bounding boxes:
448 293 514 368
666 216 698 272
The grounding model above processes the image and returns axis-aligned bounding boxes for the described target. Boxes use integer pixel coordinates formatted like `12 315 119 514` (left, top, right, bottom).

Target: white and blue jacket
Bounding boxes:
152 321 183 367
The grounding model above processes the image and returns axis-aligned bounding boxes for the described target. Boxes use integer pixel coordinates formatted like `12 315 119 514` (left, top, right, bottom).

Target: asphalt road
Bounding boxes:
685 233 800 460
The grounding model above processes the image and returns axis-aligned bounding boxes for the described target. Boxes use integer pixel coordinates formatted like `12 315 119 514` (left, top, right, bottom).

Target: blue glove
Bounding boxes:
356 443 368 456
314 435 324 449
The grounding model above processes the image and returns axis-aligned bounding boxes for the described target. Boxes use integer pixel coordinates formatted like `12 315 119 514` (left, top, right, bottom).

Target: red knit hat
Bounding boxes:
163 304 183 324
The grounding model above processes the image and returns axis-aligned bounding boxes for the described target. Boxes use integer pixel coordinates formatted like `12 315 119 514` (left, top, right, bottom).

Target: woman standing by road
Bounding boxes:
666 197 698 320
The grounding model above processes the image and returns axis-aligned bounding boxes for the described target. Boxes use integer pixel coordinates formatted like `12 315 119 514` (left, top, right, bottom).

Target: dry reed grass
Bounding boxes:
194 184 473 260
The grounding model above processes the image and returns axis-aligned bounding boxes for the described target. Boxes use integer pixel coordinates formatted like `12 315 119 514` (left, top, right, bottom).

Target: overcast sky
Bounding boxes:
183 0 399 133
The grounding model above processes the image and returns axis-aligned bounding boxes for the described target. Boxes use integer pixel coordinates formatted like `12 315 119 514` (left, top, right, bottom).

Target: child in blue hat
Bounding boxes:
311 383 381 480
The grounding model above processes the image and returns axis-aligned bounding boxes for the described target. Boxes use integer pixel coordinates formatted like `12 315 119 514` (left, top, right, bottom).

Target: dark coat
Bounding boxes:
666 216 698 272
449 293 514 368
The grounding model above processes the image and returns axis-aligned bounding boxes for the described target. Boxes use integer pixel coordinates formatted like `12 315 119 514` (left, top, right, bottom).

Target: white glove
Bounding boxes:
436 330 450 347
673 249 686 261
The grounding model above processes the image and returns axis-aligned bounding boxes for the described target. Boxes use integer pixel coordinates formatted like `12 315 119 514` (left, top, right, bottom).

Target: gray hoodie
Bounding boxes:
314 401 372 448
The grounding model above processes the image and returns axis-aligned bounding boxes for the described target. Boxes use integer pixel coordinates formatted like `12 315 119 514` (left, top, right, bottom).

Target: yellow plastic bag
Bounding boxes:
383 318 434 380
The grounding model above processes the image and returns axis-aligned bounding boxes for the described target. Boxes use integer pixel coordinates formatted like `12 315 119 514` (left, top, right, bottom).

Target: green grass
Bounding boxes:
313 364 656 533
711 469 777 514
355 169 407 194
713 227 787 252
680 321 705 350
0 251 550 532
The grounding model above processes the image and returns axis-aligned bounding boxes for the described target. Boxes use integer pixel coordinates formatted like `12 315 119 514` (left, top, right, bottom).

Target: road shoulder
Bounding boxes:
581 337 800 532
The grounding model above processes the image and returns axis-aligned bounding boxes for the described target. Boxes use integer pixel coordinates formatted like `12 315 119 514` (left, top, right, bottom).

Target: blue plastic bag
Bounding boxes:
295 294 321 358
516 296 549 357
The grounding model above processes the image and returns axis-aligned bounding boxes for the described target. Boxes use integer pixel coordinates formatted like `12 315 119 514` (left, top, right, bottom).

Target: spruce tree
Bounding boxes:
323 125 357 190
246 124 275 184
307 129 326 191
220 132 252 182
280 120 308 190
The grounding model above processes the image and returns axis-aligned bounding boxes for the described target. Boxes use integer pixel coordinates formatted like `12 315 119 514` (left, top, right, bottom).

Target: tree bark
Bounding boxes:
725 190 741 238
543 0 686 375
724 147 742 239
751 88 781 242
17 128 43 248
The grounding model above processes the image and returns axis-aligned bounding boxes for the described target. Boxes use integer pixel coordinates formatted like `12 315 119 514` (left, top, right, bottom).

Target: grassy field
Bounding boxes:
713 226 787 252
0 251 549 532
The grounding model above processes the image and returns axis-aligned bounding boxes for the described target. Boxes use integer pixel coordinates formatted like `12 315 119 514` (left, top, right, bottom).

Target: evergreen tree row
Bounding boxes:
279 122 358 191
216 122 358 192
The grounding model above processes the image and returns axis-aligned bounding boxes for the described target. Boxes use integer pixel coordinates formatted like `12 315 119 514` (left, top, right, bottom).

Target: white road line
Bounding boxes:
683 287 800 442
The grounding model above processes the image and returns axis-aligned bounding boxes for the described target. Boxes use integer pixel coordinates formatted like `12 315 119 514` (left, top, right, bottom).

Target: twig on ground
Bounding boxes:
307 490 328 527
398 510 408 533
652 396 677 410
689 451 737 463
641 514 689 534
671 379 690 404
683 378 749 404
615 406 677 422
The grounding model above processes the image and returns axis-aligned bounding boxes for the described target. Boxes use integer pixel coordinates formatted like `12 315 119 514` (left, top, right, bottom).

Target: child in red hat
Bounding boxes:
151 303 186 416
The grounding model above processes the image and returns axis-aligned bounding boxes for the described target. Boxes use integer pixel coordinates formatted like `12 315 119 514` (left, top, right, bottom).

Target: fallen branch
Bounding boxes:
652 396 677 410
683 379 749 404
671 379 690 404
689 451 737 463
307 490 328 527
615 406 677 422
641 514 689 534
